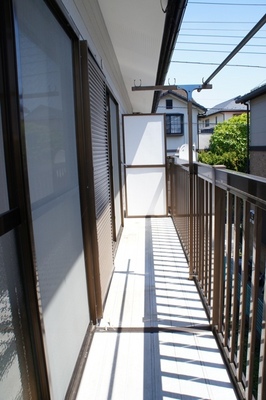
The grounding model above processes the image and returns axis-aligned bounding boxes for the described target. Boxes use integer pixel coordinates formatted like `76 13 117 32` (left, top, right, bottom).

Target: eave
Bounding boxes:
98 0 188 114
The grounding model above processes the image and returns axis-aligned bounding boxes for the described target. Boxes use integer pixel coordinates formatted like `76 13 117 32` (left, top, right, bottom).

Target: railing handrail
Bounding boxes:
170 156 266 209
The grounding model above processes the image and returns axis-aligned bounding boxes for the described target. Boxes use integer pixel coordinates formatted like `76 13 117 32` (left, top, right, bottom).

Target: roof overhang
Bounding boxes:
236 84 266 104
98 0 188 113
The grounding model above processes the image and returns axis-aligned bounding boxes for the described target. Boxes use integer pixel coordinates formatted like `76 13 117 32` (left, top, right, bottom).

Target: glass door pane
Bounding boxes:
15 0 90 397
0 33 38 399
0 230 37 399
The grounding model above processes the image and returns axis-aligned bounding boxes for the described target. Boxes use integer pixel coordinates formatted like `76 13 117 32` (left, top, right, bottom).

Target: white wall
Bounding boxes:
61 0 132 116
157 95 201 154
199 111 244 131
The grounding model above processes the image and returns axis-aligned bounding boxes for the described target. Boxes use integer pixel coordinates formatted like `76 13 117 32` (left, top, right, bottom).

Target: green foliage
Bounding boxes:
198 113 248 172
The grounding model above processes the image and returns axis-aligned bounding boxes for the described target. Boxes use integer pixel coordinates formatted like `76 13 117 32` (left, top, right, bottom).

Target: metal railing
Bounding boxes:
168 157 266 400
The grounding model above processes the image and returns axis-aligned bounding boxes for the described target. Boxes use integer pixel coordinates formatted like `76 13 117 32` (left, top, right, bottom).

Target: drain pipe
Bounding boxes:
244 101 250 174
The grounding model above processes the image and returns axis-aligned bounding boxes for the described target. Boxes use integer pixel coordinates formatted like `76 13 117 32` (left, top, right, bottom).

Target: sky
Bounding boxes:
165 0 266 109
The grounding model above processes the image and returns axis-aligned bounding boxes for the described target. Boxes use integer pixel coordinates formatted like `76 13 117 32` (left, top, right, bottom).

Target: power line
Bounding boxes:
174 48 266 54
176 41 266 47
183 21 259 23
171 60 266 68
181 28 264 31
190 2 266 5
180 33 266 39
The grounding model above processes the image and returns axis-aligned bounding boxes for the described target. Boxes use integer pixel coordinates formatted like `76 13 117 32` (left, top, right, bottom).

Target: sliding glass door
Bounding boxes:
14 0 90 397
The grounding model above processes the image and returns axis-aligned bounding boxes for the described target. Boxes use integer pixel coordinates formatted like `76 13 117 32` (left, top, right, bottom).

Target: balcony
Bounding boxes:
75 159 266 400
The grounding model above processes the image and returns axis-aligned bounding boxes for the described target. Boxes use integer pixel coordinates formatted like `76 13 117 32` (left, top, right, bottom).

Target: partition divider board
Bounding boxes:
123 114 167 217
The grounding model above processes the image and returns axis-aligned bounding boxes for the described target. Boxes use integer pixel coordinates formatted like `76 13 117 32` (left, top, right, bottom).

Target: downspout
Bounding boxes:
244 101 250 173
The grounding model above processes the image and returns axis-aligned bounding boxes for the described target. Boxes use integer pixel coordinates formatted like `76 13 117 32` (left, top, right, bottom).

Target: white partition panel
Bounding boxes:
123 114 167 217
126 167 166 215
124 115 165 165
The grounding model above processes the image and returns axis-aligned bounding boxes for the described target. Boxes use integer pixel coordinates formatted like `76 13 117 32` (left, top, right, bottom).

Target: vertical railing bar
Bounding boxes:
204 182 209 298
194 175 199 277
198 178 204 282
198 177 202 281
194 173 197 277
237 200 250 383
213 185 226 328
246 205 262 400
224 193 233 346
230 196 241 364
202 181 208 297
186 169 189 254
209 182 213 311
258 242 266 399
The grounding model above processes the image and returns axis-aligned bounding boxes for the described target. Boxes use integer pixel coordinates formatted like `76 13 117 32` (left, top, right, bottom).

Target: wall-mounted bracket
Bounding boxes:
131 83 212 100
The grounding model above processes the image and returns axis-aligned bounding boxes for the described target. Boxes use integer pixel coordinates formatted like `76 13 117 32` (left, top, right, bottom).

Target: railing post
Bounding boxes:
182 84 212 279
188 99 194 278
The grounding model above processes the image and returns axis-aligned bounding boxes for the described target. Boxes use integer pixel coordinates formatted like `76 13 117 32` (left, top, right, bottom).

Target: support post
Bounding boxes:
187 98 194 278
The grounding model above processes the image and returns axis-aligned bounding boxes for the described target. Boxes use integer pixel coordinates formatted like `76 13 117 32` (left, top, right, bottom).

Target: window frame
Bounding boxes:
165 113 184 135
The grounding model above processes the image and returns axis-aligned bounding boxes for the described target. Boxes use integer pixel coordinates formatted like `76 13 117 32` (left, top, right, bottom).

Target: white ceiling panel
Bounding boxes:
98 0 166 113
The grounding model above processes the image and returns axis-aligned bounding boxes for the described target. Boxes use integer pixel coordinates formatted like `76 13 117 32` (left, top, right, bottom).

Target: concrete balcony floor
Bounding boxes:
76 217 238 400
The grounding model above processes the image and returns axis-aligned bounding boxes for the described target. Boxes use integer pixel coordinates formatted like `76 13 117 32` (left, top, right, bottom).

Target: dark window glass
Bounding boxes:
165 114 184 135
166 99 173 109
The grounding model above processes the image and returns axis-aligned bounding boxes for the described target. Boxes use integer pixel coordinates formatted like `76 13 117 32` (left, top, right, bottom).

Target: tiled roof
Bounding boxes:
205 97 246 116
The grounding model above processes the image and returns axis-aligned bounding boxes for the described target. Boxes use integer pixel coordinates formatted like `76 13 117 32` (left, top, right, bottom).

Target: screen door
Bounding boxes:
123 114 167 217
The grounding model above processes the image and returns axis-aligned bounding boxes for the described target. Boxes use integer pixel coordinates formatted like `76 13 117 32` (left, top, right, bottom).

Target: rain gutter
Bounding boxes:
151 0 188 113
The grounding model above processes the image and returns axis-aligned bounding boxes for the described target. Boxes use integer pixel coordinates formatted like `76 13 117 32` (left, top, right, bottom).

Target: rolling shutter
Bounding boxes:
88 52 114 303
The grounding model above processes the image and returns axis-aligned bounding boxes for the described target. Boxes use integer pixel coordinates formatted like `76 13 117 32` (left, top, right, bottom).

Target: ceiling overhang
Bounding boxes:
98 0 188 113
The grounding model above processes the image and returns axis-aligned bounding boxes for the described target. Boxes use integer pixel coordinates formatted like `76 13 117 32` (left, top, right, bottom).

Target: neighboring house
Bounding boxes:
157 90 206 155
0 1 187 399
236 84 266 178
198 97 246 150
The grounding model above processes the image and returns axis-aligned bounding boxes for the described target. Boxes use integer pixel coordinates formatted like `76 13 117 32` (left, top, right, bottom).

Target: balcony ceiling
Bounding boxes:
98 0 171 113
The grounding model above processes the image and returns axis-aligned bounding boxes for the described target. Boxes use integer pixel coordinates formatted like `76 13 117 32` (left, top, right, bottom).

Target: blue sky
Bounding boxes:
165 0 266 109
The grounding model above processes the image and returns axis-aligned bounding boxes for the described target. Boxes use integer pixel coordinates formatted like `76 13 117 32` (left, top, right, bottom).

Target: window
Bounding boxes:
165 114 184 135
166 99 173 109
205 119 210 127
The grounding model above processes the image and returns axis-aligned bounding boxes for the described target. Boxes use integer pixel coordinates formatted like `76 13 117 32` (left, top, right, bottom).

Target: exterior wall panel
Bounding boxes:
250 94 266 147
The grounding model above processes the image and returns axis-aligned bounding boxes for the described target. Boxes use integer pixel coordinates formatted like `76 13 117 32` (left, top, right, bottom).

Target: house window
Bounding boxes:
166 99 173 109
166 114 184 135
205 119 210 127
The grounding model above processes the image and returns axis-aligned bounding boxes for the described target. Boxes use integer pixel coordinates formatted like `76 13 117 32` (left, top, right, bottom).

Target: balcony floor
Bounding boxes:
76 217 238 400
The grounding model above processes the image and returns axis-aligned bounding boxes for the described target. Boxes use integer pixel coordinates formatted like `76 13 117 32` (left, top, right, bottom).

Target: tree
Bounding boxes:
198 113 248 172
